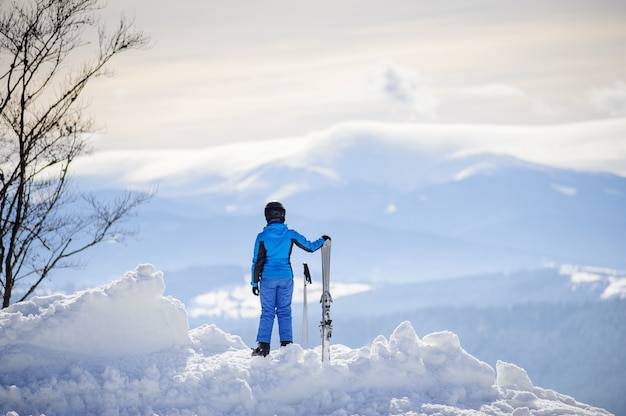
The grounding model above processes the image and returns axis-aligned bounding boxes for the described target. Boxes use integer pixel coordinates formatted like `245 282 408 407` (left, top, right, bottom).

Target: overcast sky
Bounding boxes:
85 0 626 151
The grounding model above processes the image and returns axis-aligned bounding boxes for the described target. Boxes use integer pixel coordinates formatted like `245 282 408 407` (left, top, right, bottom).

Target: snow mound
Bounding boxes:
0 265 613 416
0 264 190 362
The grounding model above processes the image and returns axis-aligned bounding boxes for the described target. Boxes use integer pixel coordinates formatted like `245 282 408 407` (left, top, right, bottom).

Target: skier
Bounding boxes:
250 201 330 357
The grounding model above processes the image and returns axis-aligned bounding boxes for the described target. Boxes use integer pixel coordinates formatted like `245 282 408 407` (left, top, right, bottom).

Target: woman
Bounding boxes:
250 201 329 357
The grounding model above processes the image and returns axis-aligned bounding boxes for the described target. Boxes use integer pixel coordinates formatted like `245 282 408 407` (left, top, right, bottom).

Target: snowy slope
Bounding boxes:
0 265 614 416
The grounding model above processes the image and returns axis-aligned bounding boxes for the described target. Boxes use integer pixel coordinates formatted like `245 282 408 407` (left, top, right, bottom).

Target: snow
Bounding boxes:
0 265 613 416
560 264 626 299
601 277 626 300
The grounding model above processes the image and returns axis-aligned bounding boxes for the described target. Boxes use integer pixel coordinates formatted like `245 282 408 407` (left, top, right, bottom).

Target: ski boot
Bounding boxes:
251 342 270 357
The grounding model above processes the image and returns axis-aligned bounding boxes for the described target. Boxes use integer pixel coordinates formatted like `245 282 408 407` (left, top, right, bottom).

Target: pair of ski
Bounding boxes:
303 238 332 362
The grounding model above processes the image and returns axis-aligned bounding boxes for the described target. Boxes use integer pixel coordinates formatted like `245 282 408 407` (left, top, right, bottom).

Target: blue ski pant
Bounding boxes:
256 278 294 343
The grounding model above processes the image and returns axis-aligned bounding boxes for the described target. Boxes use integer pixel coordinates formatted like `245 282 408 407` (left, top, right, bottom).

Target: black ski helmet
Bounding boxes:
264 201 286 223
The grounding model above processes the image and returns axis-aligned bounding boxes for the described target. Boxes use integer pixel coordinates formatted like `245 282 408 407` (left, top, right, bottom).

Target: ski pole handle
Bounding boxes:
303 262 312 284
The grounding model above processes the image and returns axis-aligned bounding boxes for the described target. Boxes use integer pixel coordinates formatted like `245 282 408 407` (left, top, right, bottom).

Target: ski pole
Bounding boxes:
303 263 312 349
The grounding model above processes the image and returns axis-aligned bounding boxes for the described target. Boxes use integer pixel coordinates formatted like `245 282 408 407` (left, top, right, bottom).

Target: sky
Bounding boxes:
85 0 626 151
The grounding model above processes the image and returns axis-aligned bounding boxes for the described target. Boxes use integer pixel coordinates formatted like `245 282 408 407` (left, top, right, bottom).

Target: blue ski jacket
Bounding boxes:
251 220 325 286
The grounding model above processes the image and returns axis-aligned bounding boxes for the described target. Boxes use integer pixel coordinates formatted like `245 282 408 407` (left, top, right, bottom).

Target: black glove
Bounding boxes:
252 286 259 296
322 235 331 241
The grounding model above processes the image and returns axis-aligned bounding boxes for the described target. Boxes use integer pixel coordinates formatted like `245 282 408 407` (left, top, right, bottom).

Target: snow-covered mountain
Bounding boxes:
0 265 615 416
66 119 626 287
23 119 625 414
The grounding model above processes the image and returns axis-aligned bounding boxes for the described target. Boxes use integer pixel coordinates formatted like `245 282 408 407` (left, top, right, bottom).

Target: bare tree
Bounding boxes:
0 0 152 308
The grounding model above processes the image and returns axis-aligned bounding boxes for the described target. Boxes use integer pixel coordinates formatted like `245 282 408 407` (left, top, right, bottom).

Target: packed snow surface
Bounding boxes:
0 265 613 416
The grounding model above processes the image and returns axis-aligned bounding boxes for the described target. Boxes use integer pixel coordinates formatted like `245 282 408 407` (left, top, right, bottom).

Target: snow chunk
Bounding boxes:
190 323 248 355
493 360 612 415
0 264 190 361
496 360 534 391
420 329 496 402
366 322 497 407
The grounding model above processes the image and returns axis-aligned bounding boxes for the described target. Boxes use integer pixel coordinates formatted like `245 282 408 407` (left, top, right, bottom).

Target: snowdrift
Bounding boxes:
0 265 613 416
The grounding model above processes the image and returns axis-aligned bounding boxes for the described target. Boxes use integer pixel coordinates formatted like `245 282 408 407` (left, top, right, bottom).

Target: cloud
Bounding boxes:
71 118 626 197
551 183 577 196
588 81 626 116
459 84 525 98
368 61 440 118
370 61 418 103
86 0 626 150
266 182 310 202
384 203 397 214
